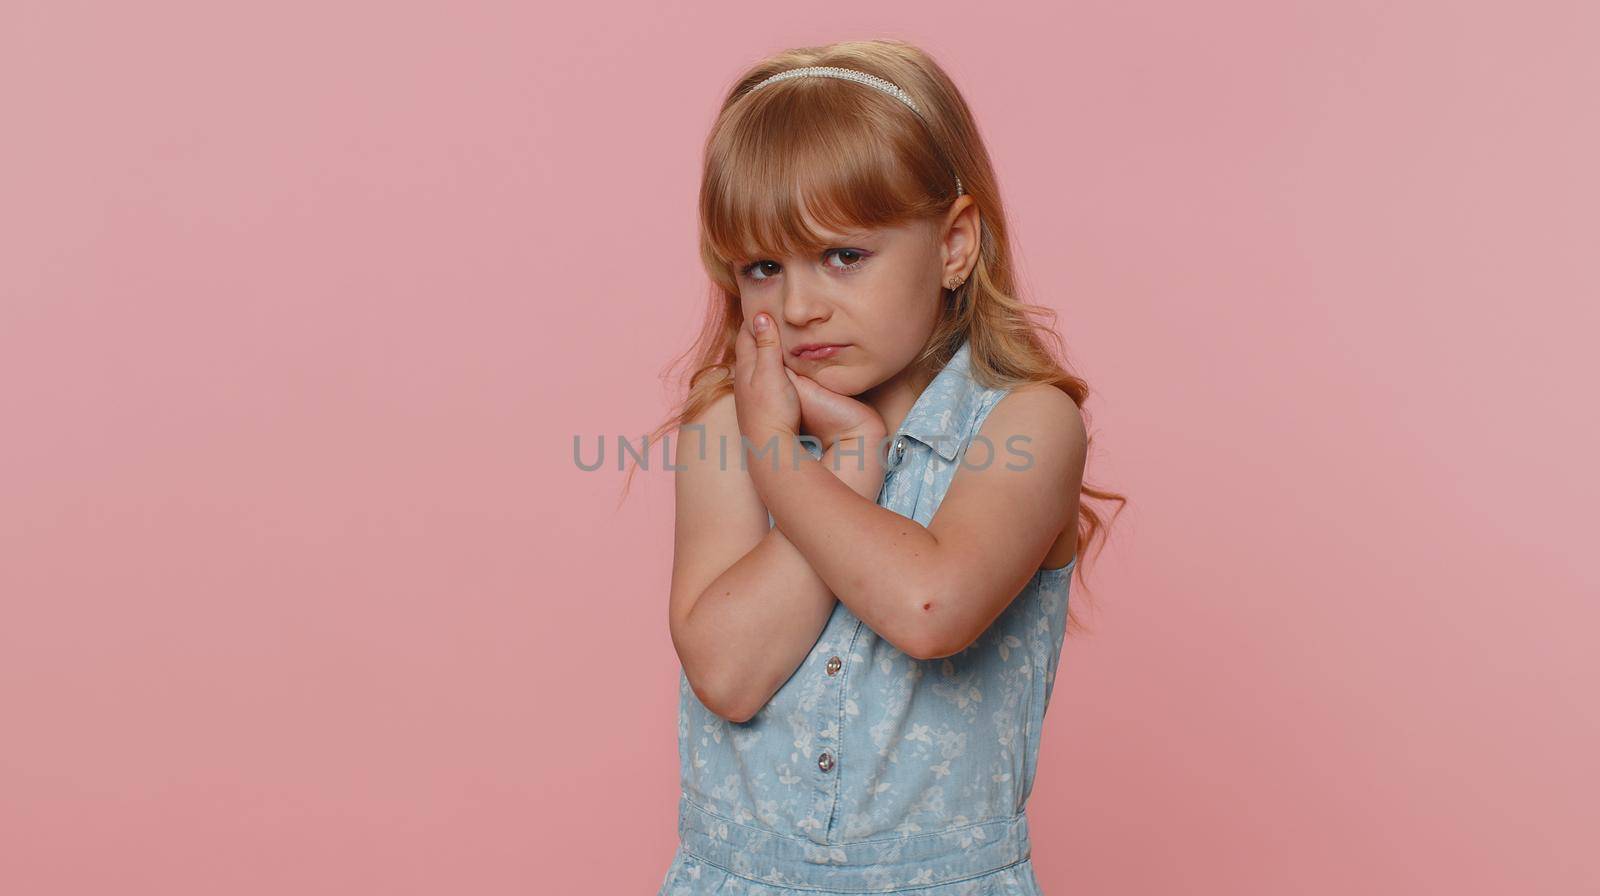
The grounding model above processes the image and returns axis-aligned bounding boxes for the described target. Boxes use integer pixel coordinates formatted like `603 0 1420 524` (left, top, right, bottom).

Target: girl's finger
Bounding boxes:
784 367 806 409
749 312 785 384
787 367 817 400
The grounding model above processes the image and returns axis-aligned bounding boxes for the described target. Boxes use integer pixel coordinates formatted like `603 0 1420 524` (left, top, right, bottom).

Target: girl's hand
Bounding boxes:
732 312 801 442
782 367 886 449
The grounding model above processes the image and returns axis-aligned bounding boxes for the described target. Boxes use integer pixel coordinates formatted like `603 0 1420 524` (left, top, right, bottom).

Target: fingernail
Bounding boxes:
752 313 769 332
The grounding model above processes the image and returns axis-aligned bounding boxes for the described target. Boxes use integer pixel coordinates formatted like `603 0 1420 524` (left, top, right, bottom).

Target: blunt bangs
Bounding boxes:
701 77 949 269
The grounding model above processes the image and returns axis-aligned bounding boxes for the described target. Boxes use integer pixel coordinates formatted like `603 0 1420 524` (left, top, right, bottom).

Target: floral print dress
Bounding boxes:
659 338 1076 895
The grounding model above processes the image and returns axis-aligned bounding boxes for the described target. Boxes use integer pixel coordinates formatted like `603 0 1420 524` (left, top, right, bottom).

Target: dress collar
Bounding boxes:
893 338 987 462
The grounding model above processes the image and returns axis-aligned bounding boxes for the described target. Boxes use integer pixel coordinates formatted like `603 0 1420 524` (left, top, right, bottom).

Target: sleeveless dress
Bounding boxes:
658 338 1076 895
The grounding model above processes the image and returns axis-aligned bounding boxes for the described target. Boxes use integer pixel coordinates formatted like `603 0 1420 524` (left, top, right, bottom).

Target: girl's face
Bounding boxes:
734 202 977 398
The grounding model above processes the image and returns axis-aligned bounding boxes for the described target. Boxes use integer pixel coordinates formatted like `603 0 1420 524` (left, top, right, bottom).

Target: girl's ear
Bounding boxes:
940 196 981 282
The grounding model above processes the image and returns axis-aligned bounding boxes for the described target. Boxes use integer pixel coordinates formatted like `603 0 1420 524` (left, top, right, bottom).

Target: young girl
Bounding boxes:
640 39 1123 896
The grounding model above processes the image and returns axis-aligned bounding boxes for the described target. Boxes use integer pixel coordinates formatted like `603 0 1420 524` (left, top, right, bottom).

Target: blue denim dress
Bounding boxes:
659 338 1076 895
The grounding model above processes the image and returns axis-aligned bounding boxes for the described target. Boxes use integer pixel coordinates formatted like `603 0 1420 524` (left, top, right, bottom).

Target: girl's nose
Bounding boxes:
780 276 832 328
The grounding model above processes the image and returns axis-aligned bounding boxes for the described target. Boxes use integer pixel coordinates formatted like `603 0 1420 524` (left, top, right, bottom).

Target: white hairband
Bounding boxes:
745 65 966 197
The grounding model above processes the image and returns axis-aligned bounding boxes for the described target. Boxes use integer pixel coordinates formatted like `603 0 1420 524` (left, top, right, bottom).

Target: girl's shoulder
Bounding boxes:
986 381 1084 436
970 381 1087 480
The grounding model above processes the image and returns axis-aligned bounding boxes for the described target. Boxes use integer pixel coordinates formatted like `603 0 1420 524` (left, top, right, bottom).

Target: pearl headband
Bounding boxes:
745 66 966 197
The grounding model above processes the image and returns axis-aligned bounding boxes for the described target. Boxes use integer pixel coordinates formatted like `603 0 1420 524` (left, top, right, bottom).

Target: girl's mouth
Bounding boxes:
793 344 847 360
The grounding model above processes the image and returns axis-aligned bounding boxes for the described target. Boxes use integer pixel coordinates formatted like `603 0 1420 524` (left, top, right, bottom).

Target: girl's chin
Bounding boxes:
819 374 870 398
807 368 860 393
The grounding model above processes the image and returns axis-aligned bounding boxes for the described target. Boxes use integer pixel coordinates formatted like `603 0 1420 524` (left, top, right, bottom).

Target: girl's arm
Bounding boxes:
751 383 1086 661
667 392 886 724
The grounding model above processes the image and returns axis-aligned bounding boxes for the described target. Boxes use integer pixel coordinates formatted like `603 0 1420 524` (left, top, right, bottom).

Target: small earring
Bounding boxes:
946 274 966 290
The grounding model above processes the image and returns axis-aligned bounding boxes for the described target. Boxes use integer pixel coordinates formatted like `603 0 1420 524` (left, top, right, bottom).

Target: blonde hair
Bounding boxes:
622 39 1125 631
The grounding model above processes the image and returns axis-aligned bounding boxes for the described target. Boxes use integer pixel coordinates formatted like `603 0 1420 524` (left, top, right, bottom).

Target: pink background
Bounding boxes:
3 2 1596 894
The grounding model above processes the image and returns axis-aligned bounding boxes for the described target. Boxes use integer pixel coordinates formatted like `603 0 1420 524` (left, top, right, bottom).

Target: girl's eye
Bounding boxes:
741 260 781 281
827 249 866 270
739 249 871 282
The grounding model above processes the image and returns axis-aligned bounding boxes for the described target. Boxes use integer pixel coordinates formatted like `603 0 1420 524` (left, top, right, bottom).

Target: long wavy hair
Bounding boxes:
622 39 1125 632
